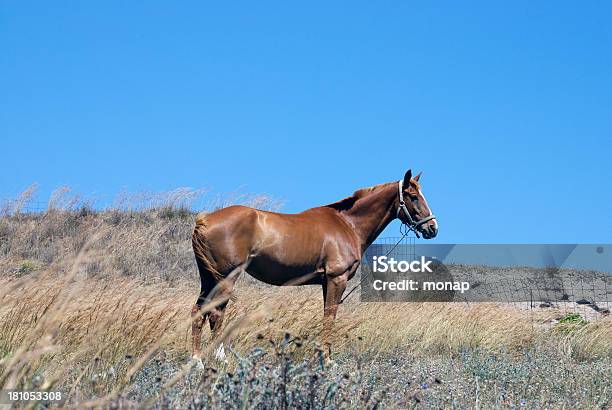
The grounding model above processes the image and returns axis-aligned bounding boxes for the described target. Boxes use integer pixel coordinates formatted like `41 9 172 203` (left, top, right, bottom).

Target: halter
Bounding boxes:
396 179 436 238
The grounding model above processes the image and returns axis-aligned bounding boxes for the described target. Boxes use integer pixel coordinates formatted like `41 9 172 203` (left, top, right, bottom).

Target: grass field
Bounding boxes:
0 189 610 408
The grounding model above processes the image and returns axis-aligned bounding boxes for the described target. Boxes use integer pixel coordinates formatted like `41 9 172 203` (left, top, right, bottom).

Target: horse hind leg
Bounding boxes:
191 303 208 361
192 260 245 361
209 300 229 361
207 264 247 361
191 220 232 361
192 258 215 360
192 296 228 362
191 254 230 360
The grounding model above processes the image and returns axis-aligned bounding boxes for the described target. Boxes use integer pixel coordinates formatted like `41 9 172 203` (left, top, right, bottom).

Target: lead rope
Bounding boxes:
339 228 410 304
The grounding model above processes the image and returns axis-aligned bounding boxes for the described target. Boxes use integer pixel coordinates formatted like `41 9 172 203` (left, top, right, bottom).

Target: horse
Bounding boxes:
191 169 437 360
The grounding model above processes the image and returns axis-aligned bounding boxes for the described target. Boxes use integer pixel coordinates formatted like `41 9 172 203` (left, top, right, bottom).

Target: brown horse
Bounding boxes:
191 170 437 359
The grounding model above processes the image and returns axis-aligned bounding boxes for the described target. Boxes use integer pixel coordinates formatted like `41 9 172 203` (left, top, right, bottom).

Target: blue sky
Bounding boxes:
1 2 610 243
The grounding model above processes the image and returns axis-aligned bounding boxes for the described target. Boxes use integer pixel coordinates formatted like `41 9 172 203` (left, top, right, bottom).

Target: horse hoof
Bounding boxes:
191 355 205 370
214 343 227 363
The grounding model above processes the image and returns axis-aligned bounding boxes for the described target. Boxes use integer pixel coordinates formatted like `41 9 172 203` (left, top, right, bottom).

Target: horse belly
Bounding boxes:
246 252 322 286
246 214 329 285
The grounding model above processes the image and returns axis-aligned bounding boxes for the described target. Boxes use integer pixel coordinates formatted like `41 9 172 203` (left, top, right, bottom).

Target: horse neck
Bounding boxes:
343 183 398 252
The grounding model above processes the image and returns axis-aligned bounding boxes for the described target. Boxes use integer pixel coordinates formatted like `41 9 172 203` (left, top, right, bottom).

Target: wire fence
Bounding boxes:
0 200 49 213
1 188 283 215
364 237 611 321
454 275 611 321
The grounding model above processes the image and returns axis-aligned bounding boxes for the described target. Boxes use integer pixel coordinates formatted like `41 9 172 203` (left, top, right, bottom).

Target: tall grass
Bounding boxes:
0 186 610 407
1 264 610 406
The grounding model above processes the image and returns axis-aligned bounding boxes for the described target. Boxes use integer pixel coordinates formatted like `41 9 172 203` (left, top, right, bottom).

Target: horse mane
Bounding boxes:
324 182 394 211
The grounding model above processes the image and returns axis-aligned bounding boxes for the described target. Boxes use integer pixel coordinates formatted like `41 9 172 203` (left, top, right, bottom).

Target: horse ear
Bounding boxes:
403 170 412 186
414 172 422 182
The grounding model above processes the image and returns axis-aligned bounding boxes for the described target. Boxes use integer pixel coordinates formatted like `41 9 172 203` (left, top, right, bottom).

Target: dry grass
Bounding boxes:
1 263 610 406
0 187 610 407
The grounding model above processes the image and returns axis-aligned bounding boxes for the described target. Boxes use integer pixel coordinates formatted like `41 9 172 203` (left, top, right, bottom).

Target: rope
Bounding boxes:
340 228 410 304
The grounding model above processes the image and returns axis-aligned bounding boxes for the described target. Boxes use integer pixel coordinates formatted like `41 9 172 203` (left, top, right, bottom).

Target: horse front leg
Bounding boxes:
322 273 348 358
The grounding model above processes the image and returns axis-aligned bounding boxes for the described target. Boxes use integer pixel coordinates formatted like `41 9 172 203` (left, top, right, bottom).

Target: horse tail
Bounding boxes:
192 212 224 283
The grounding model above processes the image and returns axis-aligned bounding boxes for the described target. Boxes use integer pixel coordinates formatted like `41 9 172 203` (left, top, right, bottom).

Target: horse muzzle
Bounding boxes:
419 220 438 239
